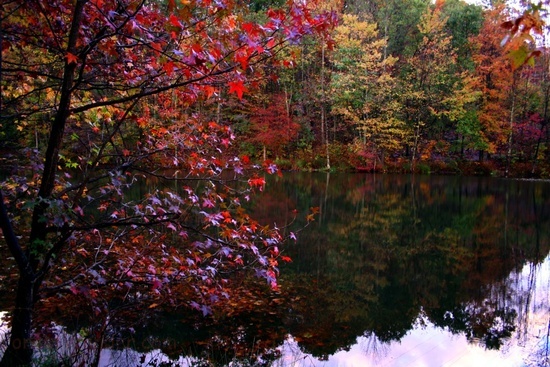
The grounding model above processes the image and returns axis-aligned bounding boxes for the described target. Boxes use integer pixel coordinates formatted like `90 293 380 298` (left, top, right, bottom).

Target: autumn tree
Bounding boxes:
0 0 334 365
247 93 301 160
330 14 403 170
376 0 430 60
440 0 483 70
399 1 478 167
469 4 517 165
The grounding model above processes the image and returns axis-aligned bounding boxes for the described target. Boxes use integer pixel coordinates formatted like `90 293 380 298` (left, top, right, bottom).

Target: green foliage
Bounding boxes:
417 161 431 174
274 158 292 170
441 0 484 70
455 109 489 152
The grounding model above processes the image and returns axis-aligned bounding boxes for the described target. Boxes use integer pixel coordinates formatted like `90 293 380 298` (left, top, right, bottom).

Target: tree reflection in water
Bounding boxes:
2 173 549 366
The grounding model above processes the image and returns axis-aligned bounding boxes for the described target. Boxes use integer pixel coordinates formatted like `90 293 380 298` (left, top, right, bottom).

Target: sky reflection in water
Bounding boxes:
91 253 550 367
276 254 550 367
2 174 550 366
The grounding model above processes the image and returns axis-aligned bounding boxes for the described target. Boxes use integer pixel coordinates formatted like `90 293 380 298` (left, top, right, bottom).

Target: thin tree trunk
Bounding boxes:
532 85 549 174
321 42 330 170
411 119 421 172
506 73 517 178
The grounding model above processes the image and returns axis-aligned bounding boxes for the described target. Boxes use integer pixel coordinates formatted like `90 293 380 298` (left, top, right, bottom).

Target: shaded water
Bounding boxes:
2 173 550 366
107 173 550 366
244 173 550 366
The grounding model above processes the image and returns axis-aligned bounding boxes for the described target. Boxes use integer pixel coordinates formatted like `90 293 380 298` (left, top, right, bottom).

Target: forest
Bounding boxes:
228 0 550 177
2 0 550 177
0 0 548 366
241 0 550 177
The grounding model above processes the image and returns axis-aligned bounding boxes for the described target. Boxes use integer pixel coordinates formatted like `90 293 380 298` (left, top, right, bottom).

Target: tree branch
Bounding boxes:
0 190 32 278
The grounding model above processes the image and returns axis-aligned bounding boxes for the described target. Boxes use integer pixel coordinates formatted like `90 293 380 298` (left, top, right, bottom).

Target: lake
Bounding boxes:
238 173 550 367
2 173 550 366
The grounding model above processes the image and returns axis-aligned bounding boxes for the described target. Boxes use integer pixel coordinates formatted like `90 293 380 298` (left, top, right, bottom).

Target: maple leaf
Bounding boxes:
202 85 217 99
242 22 255 34
235 53 249 70
248 177 265 191
163 61 176 75
241 155 251 165
65 52 78 65
169 14 181 28
228 80 248 100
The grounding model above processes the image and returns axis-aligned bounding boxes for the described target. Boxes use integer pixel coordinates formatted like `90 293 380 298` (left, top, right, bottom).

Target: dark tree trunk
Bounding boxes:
0 275 35 367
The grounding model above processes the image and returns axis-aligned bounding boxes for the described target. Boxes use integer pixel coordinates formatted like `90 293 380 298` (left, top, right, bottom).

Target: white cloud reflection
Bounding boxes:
1 257 548 367
275 255 550 367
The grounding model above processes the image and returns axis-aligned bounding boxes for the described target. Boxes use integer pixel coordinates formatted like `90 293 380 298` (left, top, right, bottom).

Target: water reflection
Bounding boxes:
272 254 550 367
3 173 550 366
241 173 550 365
119 173 550 366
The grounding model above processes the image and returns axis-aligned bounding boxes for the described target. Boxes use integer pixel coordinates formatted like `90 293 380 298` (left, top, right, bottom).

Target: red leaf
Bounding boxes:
202 85 217 99
235 52 249 70
163 61 175 75
267 38 277 49
228 80 248 100
135 14 147 25
65 52 78 65
91 0 104 8
191 43 203 54
169 13 180 28
150 42 162 53
242 22 261 38
248 177 265 190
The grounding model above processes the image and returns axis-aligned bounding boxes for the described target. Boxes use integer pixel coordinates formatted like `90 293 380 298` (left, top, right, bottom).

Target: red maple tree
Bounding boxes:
248 93 301 160
0 0 335 365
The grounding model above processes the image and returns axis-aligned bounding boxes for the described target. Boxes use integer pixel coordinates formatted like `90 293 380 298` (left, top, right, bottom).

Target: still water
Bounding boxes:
3 173 550 366
240 173 550 367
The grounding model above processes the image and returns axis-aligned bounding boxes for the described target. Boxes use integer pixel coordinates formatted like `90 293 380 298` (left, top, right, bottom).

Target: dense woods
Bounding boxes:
239 0 550 176
2 1 549 177
270 0 550 177
0 0 549 365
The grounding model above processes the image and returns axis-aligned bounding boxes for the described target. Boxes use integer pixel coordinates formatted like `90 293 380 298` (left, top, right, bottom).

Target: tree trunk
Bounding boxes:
505 73 517 178
0 275 35 367
532 85 549 174
321 42 330 170
0 191 35 367
411 119 421 172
